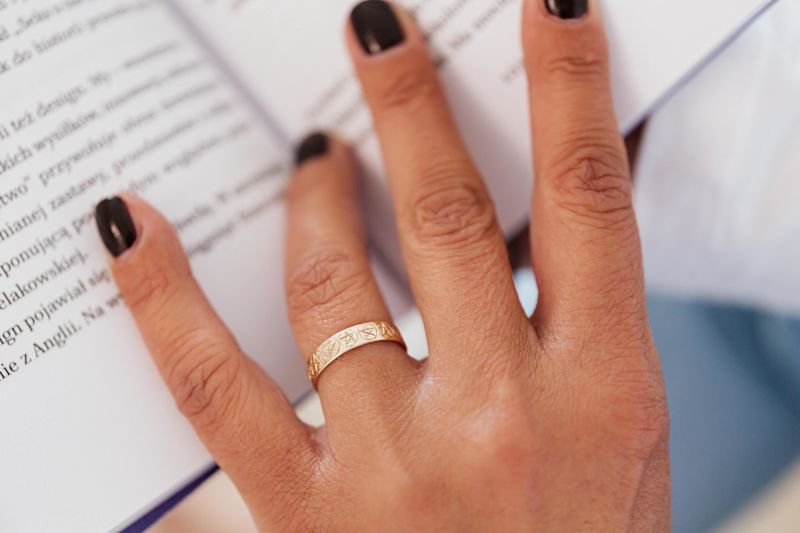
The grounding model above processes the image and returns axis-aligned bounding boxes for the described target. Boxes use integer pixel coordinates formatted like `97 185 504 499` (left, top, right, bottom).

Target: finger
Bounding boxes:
285 134 419 429
524 0 646 336
95 195 315 505
347 1 530 371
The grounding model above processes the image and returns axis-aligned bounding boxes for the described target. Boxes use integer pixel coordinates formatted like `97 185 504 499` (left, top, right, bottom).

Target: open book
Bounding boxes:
0 0 774 531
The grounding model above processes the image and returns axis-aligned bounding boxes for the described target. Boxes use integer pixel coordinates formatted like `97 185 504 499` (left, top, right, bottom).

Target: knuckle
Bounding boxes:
286 249 369 318
468 388 536 460
546 135 634 228
369 58 440 114
542 49 608 82
165 328 241 425
408 176 497 250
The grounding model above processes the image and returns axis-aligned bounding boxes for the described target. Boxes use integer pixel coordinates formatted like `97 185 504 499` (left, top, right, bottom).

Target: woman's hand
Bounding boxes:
96 0 669 530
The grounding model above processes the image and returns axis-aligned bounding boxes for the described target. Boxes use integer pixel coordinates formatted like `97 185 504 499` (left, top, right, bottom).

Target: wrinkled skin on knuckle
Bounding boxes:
286 249 369 320
545 135 634 229
542 51 608 83
406 177 498 253
163 328 241 426
530 27 610 85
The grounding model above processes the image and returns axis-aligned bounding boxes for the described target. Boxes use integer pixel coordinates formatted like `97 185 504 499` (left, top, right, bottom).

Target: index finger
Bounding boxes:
95 195 316 506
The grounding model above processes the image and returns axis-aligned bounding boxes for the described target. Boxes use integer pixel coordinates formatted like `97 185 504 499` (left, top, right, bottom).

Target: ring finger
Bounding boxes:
284 133 419 433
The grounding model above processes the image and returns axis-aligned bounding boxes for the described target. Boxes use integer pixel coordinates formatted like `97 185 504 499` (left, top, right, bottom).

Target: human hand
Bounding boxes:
95 0 669 531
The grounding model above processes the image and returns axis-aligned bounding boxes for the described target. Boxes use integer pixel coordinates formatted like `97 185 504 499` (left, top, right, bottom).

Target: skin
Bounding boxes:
106 1 670 531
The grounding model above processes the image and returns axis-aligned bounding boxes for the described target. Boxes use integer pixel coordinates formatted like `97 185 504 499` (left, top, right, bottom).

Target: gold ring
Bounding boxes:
307 321 405 388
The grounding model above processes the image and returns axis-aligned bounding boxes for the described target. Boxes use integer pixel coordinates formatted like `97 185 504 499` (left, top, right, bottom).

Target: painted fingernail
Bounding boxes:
95 197 137 258
545 0 589 19
351 0 405 55
295 132 329 166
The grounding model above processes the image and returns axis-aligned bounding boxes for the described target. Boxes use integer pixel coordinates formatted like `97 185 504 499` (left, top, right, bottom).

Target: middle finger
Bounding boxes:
347 1 530 373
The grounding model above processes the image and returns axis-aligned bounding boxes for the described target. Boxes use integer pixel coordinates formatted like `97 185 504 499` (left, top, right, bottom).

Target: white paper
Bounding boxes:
175 0 777 273
0 2 310 531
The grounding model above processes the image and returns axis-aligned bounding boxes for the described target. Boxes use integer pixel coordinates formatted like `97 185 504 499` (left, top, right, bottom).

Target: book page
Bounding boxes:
0 1 313 531
174 0 775 270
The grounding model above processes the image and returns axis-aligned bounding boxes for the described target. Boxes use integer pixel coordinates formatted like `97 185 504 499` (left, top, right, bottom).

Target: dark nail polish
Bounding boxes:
350 0 405 55
95 197 137 258
545 0 588 19
295 132 329 166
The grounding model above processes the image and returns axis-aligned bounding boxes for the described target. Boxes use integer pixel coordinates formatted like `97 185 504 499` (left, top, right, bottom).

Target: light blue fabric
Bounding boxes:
648 296 800 532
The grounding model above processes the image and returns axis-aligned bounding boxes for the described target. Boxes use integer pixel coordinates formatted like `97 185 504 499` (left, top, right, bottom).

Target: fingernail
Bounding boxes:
350 0 405 55
295 132 329 166
95 197 137 258
545 0 588 19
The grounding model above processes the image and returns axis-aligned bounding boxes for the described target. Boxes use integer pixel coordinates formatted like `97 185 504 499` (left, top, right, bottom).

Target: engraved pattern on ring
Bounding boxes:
307 321 405 387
